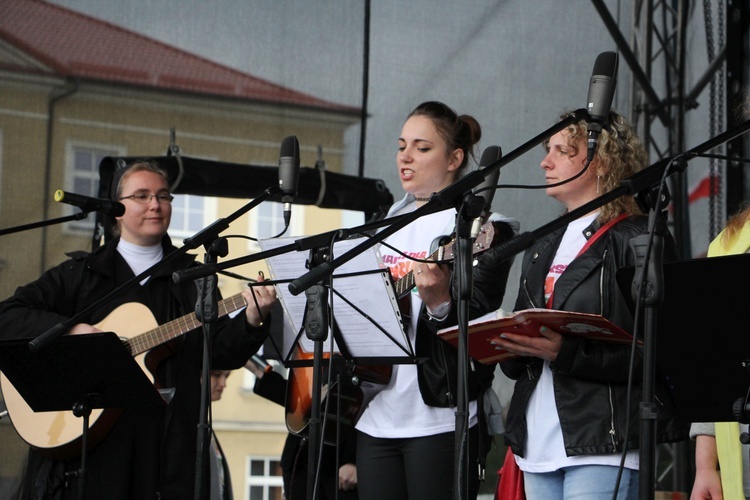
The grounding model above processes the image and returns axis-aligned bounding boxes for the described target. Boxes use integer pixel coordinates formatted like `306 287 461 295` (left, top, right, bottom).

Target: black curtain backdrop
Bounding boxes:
95 155 393 244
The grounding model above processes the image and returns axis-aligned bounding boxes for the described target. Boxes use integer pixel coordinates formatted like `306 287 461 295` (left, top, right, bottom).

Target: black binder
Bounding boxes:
618 252 750 422
0 331 164 413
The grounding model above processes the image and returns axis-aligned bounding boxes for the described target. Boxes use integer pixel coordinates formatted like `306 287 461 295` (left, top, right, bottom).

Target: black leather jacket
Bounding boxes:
501 214 689 457
415 219 516 407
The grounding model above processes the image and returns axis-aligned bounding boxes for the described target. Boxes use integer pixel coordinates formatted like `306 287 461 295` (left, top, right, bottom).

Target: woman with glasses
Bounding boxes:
0 160 277 499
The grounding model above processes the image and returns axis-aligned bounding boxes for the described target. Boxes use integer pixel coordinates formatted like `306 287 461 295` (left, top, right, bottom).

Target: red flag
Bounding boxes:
688 171 719 204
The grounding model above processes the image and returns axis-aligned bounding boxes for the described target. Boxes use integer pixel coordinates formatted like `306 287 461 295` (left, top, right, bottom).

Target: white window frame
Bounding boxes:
168 193 218 243
248 201 304 252
63 141 126 235
245 455 284 500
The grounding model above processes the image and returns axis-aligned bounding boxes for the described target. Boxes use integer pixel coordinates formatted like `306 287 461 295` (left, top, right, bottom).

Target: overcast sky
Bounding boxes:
46 0 721 260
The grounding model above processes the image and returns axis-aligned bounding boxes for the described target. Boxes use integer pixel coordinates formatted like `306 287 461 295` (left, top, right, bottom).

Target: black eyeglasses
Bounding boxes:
118 193 174 204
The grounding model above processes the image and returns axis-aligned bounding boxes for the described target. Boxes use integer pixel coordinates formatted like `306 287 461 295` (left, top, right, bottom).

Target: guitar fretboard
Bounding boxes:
126 293 247 356
393 245 448 298
392 221 495 299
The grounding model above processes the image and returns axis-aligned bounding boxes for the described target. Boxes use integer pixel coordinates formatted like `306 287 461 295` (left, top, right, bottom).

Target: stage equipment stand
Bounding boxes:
453 192 486 500
194 237 229 500
272 240 413 500
303 281 329 500
0 211 90 236
0 333 164 500
630 191 667 500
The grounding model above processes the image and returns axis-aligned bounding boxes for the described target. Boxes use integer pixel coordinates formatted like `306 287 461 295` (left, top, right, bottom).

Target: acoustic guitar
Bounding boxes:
0 294 248 459
284 221 499 441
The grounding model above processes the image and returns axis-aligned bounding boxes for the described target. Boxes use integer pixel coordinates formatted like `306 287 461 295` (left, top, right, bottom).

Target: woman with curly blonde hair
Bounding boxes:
493 109 688 499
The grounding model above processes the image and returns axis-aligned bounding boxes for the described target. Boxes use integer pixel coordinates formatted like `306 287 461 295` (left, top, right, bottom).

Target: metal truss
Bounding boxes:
591 0 749 497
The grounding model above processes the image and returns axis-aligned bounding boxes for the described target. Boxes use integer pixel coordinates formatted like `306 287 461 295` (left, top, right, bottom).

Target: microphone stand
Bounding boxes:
28 186 280 353
0 211 90 236
453 193 485 500
301 248 332 500
194 237 228 500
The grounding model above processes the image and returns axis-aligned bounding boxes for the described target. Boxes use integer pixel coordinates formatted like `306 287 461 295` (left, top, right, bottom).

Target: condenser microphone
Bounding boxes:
471 145 502 239
586 51 618 164
278 135 300 226
54 190 125 217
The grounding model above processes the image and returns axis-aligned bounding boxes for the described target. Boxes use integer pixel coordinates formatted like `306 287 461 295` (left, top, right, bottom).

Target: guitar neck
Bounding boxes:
393 246 444 298
392 221 496 299
126 293 247 356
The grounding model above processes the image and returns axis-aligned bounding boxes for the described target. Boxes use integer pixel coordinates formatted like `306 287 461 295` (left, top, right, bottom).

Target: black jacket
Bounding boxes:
414 220 516 408
0 236 268 499
501 214 689 457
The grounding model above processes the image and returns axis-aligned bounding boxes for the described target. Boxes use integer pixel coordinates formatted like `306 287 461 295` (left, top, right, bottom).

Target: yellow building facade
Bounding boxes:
0 64 364 500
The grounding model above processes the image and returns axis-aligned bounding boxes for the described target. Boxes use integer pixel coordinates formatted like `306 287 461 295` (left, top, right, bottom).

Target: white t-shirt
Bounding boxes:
355 205 478 438
516 213 639 472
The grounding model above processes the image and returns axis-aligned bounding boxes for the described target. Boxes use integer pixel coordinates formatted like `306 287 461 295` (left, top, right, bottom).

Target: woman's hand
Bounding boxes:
491 325 563 361
413 262 451 311
243 273 277 328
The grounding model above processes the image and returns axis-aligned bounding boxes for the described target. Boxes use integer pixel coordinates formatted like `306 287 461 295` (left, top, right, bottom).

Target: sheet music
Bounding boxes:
258 236 413 360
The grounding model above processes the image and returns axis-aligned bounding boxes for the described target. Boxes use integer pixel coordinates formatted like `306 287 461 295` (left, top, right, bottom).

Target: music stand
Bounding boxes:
0 332 164 499
260 236 416 500
617 252 750 422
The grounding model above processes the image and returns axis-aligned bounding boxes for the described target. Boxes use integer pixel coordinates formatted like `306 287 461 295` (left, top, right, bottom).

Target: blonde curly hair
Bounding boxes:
545 109 649 223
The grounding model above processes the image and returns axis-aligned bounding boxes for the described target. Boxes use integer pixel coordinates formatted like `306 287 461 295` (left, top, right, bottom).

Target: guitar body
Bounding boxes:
0 303 160 459
285 348 391 444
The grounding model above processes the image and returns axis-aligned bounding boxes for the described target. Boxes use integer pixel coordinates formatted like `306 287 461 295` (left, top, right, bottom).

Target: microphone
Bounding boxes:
247 354 272 374
586 51 619 164
54 190 125 217
278 135 300 226
471 145 502 238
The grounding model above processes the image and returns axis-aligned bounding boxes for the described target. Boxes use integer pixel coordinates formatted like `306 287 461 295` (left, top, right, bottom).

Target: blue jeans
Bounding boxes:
523 465 639 500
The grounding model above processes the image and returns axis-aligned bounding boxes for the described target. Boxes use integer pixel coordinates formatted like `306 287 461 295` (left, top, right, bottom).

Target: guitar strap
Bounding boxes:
546 213 629 309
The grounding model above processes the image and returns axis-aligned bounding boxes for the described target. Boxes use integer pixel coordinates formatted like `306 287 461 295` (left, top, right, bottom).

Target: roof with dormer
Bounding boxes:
0 0 360 115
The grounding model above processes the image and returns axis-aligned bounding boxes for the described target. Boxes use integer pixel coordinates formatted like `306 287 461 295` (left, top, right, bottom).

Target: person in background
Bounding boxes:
492 109 688 499
690 203 750 500
209 369 234 500
0 160 277 499
353 100 519 500
245 358 358 499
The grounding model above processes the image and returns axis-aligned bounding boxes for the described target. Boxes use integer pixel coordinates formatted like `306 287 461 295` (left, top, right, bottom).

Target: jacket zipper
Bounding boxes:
608 383 619 451
438 340 455 407
522 278 537 381
600 249 619 451
599 249 608 313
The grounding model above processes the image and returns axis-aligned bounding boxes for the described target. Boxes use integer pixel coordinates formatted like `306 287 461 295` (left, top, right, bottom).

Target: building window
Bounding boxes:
246 456 284 500
249 201 303 251
256 201 286 238
169 193 214 239
64 143 124 233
